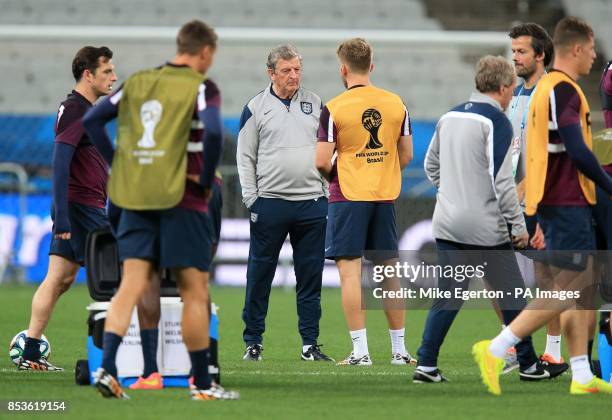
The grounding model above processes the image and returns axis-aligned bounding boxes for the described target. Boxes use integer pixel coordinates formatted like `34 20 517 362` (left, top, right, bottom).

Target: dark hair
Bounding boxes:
176 20 218 55
509 22 554 67
72 46 113 82
553 17 594 50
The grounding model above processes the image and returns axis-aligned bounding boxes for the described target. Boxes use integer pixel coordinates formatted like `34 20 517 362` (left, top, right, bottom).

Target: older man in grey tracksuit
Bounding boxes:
237 45 332 362
413 56 565 384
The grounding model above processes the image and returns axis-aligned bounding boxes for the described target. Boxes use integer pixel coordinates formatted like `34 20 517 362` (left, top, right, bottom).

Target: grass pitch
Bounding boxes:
0 284 609 419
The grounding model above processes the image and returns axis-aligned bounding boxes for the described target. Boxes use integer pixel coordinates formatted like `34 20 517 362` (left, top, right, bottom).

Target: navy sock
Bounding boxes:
189 348 212 389
101 332 123 378
22 337 42 361
140 328 159 377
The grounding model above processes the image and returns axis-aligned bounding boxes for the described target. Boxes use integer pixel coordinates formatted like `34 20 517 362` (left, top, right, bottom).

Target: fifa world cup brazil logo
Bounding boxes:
137 100 163 149
362 108 383 149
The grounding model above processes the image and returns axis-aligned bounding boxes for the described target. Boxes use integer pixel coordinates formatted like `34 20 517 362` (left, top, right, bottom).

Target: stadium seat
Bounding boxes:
0 0 464 119
0 39 476 119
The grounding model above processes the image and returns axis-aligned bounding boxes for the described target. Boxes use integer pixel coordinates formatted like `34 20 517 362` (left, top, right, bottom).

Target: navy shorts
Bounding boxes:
49 202 108 265
107 201 121 235
593 185 612 250
207 182 223 246
325 201 398 259
115 206 212 271
537 205 595 271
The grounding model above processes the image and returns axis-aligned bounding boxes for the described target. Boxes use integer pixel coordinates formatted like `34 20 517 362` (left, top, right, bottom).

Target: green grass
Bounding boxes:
0 284 609 419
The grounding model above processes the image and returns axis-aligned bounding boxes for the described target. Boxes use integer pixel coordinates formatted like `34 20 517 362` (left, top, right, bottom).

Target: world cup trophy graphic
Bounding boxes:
362 108 383 149
137 100 163 149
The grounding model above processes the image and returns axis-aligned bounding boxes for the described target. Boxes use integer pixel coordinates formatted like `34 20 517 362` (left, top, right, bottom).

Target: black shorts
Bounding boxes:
49 202 108 265
115 206 212 271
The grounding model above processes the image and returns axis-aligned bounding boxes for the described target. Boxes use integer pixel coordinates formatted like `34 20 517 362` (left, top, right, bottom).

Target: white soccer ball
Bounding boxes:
8 330 51 365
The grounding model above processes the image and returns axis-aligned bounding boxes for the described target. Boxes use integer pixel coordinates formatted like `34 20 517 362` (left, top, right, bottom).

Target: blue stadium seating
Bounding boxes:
0 114 434 162
0 113 436 196
0 115 120 166
0 115 54 165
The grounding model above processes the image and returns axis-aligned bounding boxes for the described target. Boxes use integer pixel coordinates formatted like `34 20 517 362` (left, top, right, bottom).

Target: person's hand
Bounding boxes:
186 174 199 184
203 187 212 201
53 212 71 240
530 223 546 250
516 180 525 203
55 232 71 240
186 174 213 200
512 232 529 249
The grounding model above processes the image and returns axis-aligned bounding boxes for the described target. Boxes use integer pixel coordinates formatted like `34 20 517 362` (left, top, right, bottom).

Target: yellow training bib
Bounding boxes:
326 85 406 201
525 71 595 215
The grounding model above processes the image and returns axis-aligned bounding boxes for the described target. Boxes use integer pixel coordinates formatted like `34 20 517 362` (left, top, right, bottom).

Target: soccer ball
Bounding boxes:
8 330 51 365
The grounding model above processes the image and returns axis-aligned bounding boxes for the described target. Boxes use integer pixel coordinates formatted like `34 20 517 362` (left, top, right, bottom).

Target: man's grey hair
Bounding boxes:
474 55 515 93
266 44 302 71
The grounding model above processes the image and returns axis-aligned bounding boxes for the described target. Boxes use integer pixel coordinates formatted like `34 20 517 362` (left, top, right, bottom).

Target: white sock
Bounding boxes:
544 335 562 360
350 328 369 358
489 327 521 359
416 365 437 373
570 355 594 385
302 345 312 353
389 328 407 355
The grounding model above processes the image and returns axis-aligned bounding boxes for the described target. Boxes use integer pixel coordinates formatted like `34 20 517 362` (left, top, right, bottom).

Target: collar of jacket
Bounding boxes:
469 91 503 111
267 83 302 103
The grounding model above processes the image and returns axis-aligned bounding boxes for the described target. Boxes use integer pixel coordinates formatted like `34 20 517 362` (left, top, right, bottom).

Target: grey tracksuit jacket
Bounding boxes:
425 92 527 246
237 85 327 209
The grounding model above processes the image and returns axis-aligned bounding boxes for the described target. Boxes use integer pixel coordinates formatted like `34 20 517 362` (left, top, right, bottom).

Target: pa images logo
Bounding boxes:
301 101 313 115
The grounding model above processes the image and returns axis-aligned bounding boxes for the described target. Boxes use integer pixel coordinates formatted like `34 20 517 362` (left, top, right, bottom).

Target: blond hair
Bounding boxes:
336 38 372 74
